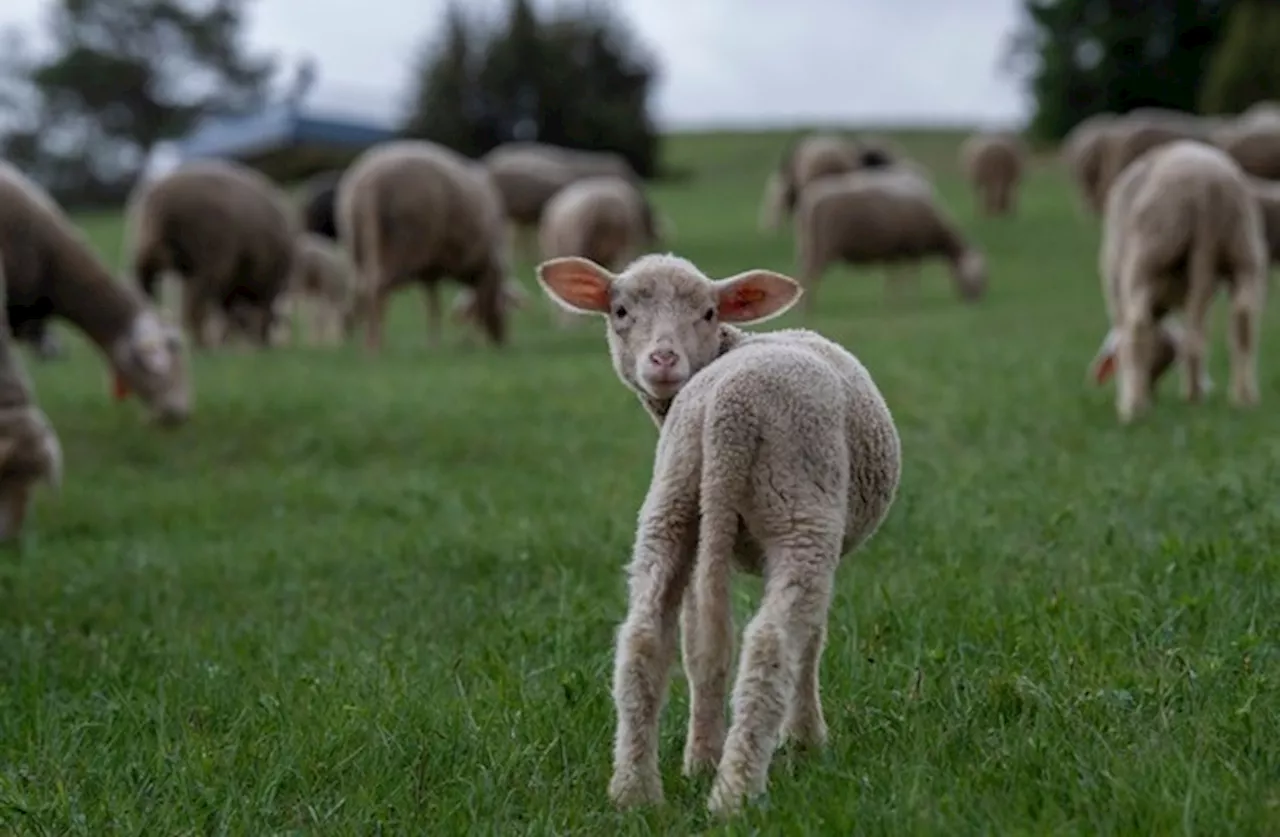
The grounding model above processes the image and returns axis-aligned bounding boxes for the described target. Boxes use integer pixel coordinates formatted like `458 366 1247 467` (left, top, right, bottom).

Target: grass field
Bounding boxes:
2 128 1279 835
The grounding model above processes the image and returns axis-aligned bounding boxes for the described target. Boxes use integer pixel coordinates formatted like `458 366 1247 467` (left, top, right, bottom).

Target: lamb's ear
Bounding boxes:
536 257 614 315
715 269 803 325
1090 329 1120 384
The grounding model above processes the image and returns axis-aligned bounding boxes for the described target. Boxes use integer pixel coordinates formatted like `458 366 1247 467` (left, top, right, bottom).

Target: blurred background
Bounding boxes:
4 0 1264 208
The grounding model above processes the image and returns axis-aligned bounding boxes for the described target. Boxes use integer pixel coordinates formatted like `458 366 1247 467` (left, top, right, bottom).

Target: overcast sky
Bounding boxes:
0 0 1030 130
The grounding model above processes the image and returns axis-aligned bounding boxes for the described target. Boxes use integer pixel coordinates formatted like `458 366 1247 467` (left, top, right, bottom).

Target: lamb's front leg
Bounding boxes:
681 561 732 777
609 505 696 808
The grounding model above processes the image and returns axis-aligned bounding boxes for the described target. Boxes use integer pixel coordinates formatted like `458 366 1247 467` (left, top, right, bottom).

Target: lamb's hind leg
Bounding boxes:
680 538 734 777
708 530 840 817
609 493 698 808
781 620 829 750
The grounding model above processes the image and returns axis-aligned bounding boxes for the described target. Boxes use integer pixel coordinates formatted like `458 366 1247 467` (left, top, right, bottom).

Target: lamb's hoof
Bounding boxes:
608 769 663 809
682 744 721 777
1230 386 1259 408
707 777 758 818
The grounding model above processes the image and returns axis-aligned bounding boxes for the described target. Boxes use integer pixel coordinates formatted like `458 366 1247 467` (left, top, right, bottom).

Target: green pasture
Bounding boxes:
0 128 1277 834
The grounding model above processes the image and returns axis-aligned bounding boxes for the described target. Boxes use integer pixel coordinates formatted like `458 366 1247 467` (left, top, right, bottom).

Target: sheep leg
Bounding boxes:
181 287 214 351
708 540 838 817
609 497 698 809
423 282 442 348
363 288 388 354
1178 280 1215 404
680 554 733 777
1227 277 1263 407
780 620 829 750
0 480 31 544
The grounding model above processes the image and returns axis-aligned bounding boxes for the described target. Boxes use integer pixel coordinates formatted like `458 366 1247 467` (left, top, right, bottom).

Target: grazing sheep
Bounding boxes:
1211 106 1280 180
537 175 662 326
1247 176 1280 263
0 162 190 426
1091 110 1210 214
1061 112 1117 214
794 167 987 314
0 265 61 543
298 169 344 241
536 253 901 817
337 139 512 350
1089 140 1266 423
125 158 297 350
758 133 863 233
482 141 641 257
279 232 359 346
960 131 1027 216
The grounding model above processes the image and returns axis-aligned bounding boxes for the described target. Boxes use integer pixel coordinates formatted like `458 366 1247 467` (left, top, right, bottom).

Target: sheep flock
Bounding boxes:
3 99 1279 821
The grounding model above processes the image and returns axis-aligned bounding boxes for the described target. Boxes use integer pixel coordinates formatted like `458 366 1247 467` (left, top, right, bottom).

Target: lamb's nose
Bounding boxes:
649 349 678 368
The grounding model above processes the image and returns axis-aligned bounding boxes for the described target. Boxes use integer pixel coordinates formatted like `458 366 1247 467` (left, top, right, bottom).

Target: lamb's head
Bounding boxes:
537 253 802 402
952 249 988 301
110 310 191 427
1089 319 1213 393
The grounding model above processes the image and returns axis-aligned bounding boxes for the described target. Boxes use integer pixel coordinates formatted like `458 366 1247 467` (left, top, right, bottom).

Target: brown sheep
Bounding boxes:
960 131 1027 216
124 158 297 350
0 263 61 542
481 141 641 257
794 167 987 316
1091 110 1210 214
337 139 512 351
0 162 190 426
1211 105 1280 180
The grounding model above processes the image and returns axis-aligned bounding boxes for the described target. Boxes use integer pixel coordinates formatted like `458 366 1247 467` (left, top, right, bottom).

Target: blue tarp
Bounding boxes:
173 103 396 162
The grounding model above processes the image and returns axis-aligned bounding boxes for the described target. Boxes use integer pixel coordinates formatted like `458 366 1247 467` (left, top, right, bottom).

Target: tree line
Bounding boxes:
1007 0 1280 142
0 0 660 206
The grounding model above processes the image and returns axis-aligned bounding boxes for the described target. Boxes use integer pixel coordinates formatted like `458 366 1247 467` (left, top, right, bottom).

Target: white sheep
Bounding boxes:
794 167 987 313
536 253 901 817
1089 140 1266 423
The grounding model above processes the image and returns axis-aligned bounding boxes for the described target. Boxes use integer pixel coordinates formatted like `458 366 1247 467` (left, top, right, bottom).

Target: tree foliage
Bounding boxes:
0 0 276 205
403 0 661 177
1005 0 1232 141
1199 0 1280 114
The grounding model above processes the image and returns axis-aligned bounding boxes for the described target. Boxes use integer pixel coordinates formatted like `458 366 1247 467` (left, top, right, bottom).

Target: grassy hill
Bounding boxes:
1 130 1277 834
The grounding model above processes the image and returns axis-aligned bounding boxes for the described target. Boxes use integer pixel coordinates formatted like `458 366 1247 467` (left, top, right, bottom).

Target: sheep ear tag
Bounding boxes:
112 372 131 401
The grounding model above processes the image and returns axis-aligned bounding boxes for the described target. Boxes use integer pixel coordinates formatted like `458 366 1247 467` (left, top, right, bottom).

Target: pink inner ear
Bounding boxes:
540 261 611 312
718 284 769 320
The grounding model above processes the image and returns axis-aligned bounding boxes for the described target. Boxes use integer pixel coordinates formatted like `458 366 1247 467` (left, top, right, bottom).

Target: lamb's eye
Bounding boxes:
614 305 628 319
702 308 715 322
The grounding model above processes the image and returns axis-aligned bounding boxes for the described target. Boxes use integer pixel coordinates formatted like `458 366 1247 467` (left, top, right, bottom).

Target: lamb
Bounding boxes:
337 139 512 350
0 161 190 426
277 232 359 346
537 175 663 326
1089 140 1266 424
124 158 297 350
536 253 901 817
793 167 987 314
0 264 61 543
959 131 1027 216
